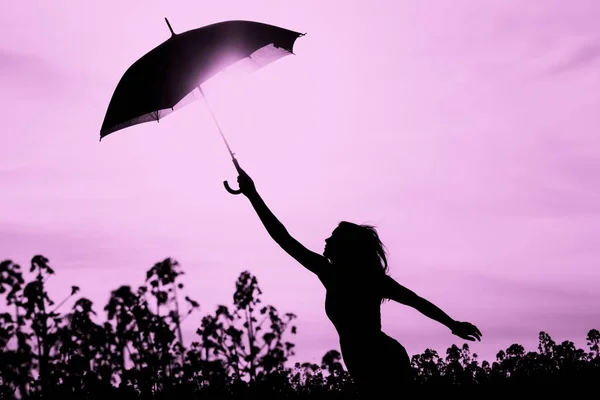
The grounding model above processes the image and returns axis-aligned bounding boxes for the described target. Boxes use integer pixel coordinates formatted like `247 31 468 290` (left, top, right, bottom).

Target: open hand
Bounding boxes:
451 321 482 342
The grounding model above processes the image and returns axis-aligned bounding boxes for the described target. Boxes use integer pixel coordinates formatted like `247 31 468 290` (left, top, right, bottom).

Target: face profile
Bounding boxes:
323 221 389 277
323 224 364 262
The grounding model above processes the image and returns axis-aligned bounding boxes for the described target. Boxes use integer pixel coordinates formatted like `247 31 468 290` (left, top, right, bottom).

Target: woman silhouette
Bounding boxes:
233 164 482 397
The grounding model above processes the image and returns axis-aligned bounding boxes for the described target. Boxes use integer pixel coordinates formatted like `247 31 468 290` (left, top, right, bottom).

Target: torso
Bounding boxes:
320 266 385 344
317 265 412 382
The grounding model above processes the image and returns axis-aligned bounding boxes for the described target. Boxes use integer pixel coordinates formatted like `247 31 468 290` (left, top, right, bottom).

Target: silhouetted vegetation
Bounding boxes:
0 256 598 398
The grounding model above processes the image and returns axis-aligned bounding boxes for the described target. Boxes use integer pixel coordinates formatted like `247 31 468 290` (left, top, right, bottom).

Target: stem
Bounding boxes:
50 293 73 314
15 302 28 398
216 330 236 374
218 329 240 378
246 308 256 381
36 272 49 398
172 283 185 365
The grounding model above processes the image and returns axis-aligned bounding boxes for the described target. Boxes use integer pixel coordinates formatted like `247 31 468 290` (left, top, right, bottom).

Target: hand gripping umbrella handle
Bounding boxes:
224 157 243 195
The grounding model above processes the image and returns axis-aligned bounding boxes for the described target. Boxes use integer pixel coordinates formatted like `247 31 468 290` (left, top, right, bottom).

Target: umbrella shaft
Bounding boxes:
198 87 236 160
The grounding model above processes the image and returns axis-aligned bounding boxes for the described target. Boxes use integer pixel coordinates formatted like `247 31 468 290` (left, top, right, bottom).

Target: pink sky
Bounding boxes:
1 0 599 365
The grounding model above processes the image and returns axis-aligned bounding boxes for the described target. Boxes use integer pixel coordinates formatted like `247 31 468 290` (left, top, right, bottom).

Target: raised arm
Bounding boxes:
382 275 482 341
234 164 329 276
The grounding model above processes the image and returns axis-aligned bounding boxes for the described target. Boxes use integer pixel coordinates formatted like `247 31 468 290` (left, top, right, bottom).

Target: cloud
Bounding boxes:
0 223 141 270
548 42 600 74
430 266 598 300
0 48 63 86
0 47 105 100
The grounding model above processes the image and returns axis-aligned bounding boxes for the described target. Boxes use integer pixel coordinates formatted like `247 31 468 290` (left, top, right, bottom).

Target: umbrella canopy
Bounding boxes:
100 19 304 139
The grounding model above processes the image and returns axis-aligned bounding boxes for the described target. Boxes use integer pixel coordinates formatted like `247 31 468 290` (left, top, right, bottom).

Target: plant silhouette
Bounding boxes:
0 255 598 399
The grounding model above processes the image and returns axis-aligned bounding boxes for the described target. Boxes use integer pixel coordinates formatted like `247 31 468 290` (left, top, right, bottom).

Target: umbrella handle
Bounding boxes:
224 157 243 195
224 180 242 195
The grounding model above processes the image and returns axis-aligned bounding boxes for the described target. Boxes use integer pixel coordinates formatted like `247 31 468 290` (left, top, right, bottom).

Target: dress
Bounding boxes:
319 267 413 397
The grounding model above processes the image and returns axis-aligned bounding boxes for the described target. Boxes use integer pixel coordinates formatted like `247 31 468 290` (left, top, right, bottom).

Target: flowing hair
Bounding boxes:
335 221 390 302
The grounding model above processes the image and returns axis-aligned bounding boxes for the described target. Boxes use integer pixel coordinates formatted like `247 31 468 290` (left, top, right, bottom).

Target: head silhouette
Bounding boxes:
324 221 389 276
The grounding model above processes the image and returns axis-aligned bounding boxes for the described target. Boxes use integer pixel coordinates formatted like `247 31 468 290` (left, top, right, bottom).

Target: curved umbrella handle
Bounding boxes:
224 157 243 195
223 180 242 195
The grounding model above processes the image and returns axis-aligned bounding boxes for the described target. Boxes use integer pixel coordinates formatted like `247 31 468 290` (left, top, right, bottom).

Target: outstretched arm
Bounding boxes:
235 165 329 276
382 275 482 341
382 276 455 329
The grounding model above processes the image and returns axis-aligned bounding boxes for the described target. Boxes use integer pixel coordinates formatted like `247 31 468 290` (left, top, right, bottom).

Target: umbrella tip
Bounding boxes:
165 18 176 36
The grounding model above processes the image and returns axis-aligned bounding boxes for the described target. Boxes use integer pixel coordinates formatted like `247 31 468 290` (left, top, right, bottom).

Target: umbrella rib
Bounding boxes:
248 55 262 68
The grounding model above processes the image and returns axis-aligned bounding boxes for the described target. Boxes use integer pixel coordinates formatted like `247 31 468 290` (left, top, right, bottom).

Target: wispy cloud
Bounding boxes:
0 224 132 269
0 47 106 100
549 41 600 74
0 48 63 87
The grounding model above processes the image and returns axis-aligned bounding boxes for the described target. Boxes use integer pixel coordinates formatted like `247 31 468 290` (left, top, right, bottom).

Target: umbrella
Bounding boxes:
100 18 304 194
